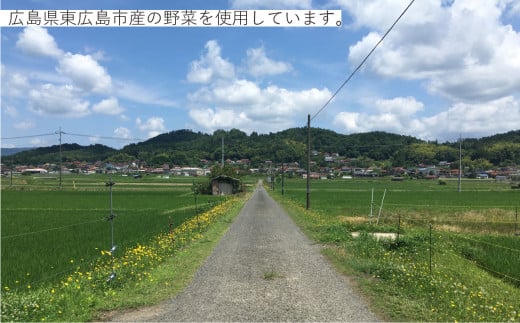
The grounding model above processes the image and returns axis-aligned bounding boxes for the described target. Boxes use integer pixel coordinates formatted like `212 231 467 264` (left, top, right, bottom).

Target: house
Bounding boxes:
22 168 48 174
211 175 241 195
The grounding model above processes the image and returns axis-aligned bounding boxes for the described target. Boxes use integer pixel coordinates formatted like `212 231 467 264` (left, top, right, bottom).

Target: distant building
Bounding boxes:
23 168 48 174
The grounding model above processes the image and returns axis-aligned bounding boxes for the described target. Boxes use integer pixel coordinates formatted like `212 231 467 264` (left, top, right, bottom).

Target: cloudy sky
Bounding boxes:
2 0 520 149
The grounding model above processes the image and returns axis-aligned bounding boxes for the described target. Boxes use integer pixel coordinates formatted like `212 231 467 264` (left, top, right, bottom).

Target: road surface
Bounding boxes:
109 183 379 322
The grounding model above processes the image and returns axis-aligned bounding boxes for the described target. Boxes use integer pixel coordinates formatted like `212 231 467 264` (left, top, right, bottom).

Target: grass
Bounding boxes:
1 174 251 322
269 178 520 322
262 270 283 281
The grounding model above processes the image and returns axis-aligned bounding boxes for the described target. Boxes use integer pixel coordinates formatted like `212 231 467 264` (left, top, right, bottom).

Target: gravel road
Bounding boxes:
109 183 379 322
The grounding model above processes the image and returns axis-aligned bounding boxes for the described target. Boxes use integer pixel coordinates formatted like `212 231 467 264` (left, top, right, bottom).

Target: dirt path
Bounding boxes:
107 183 379 322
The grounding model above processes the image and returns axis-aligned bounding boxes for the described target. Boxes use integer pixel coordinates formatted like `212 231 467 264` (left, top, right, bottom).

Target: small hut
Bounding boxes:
211 175 241 195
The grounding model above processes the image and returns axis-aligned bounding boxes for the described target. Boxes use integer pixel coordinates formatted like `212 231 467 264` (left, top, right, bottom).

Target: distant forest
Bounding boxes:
4 128 520 169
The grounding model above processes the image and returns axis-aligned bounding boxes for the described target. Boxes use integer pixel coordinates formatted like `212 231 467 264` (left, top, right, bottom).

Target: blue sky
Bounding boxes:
2 0 520 149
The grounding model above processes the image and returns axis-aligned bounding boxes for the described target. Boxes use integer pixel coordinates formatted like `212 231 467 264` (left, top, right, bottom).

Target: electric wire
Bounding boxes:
1 218 106 239
311 0 416 121
1 130 143 142
63 131 143 141
443 248 520 284
381 216 518 225
1 132 57 140
454 234 520 254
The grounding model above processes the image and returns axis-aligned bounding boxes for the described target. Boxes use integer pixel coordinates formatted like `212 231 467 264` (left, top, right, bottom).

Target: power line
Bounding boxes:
1 133 56 140
1 218 106 239
64 131 143 142
1 131 143 142
311 0 416 121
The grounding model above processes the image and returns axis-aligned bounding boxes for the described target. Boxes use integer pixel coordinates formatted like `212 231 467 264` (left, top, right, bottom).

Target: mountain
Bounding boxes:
1 147 32 157
5 144 116 165
3 128 519 168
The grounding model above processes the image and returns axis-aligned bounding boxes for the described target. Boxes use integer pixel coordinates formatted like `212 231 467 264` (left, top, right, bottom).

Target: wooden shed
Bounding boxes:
211 175 241 195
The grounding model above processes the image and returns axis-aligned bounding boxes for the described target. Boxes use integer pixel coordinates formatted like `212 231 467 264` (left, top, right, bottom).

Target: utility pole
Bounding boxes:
458 134 462 192
306 114 311 210
106 177 117 282
10 156 14 186
272 164 275 191
56 127 63 189
281 162 285 195
221 135 224 168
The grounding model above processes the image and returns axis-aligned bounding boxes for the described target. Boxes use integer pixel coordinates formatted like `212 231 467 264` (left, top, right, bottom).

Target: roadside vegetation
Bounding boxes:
269 177 520 322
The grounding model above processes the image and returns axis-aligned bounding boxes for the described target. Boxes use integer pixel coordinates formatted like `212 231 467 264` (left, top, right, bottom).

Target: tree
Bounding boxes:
150 153 170 166
210 164 240 178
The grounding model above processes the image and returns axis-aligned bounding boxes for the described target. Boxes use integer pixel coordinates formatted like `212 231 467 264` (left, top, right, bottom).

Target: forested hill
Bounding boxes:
5 144 116 166
4 128 520 168
119 128 423 166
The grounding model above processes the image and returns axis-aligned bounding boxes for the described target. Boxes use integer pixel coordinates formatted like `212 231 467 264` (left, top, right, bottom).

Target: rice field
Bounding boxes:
270 177 520 321
1 174 220 290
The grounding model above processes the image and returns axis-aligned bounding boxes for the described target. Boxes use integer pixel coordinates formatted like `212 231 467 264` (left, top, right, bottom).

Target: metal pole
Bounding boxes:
106 177 116 282
370 188 374 221
10 156 14 186
515 206 518 236
272 165 275 191
281 163 285 195
306 114 311 210
429 224 433 275
397 214 401 243
194 179 200 230
376 188 386 225
458 135 462 192
221 135 224 168
57 127 63 189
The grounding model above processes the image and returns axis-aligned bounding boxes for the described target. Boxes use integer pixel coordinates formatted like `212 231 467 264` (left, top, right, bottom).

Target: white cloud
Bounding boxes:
92 97 124 115
189 79 331 133
3 73 30 97
16 26 63 58
29 137 48 146
334 110 408 136
189 108 252 131
230 0 312 9
13 121 35 130
343 0 520 103
187 40 235 84
136 117 166 138
420 96 520 139
509 2 520 17
245 47 292 77
211 79 262 105
186 40 332 133
334 96 520 141
374 96 424 116
114 127 131 139
2 104 18 118
89 136 101 144
114 80 177 107
29 84 90 117
57 53 112 94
